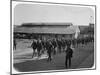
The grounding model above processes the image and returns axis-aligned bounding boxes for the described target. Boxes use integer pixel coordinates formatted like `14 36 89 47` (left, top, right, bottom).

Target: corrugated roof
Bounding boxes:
21 22 73 26
14 25 80 34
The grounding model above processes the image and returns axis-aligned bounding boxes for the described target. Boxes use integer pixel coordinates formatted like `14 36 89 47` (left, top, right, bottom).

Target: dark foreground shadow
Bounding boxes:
14 50 94 72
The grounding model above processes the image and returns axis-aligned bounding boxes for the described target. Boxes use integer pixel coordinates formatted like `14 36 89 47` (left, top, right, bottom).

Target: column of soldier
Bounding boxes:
31 36 94 61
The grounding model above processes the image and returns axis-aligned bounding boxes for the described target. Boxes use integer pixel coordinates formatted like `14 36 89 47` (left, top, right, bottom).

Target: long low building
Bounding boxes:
14 23 80 39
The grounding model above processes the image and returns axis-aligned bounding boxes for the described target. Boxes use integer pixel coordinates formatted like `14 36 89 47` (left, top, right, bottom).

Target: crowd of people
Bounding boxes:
30 36 93 59
13 36 94 68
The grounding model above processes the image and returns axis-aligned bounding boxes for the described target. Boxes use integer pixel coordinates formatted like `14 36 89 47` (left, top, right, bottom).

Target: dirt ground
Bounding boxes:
13 39 94 72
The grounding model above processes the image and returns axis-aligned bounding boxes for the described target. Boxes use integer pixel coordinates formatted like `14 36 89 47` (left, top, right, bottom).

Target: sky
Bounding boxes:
14 3 95 26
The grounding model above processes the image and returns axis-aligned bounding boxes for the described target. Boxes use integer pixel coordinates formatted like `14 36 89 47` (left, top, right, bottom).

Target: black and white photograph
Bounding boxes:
12 0 96 74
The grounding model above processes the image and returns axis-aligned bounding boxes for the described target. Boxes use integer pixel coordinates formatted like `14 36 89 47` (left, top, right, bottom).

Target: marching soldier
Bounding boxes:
46 41 53 62
65 44 73 68
51 39 57 55
57 39 62 53
13 39 17 50
31 39 37 58
37 39 42 57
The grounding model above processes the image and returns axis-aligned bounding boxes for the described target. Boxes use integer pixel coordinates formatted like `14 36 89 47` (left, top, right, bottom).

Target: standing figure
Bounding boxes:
37 39 42 57
41 40 46 54
46 41 53 62
65 44 73 68
57 39 62 53
61 39 66 52
13 39 17 50
31 39 37 58
51 39 57 55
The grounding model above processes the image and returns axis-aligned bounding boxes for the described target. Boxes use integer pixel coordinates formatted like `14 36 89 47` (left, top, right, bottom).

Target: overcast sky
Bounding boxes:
14 3 94 26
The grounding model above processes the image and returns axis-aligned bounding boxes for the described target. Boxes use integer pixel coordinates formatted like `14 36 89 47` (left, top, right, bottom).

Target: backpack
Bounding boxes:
66 47 73 58
69 48 73 57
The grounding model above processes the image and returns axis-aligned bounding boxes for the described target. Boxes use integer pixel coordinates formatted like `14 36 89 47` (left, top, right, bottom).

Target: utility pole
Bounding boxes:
90 16 94 24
